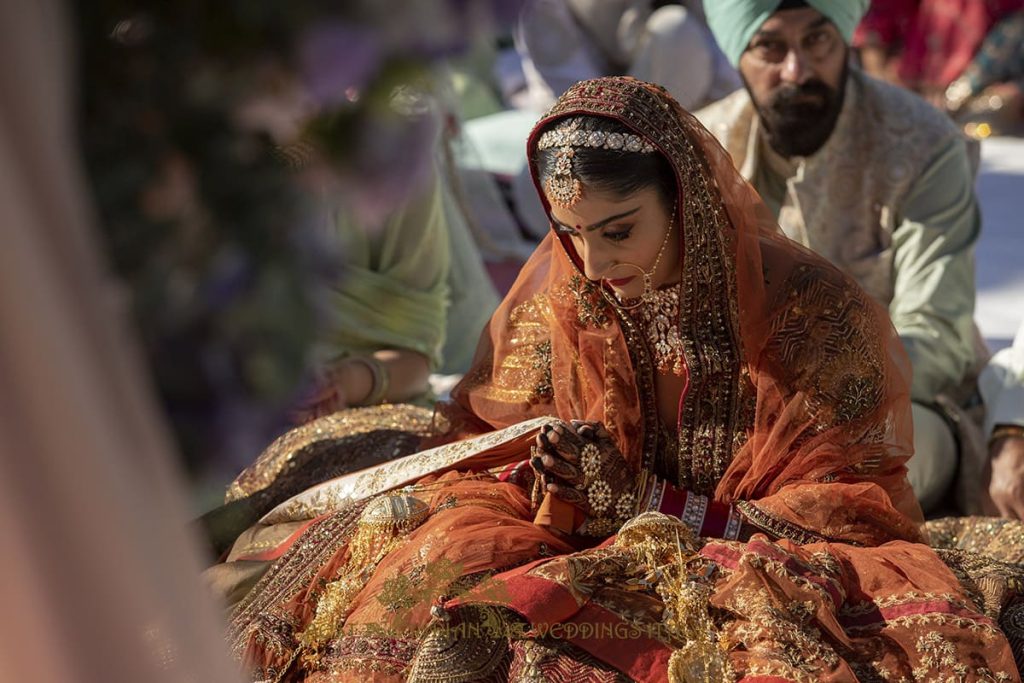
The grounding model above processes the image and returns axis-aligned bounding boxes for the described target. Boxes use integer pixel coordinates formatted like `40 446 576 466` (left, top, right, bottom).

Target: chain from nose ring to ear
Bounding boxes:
600 205 677 310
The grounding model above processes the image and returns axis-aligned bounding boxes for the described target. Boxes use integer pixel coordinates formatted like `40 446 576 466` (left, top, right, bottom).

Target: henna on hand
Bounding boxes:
533 420 636 535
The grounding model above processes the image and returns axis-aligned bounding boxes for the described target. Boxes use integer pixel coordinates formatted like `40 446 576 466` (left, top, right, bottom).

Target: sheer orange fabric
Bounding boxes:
443 76 923 545
228 78 969 682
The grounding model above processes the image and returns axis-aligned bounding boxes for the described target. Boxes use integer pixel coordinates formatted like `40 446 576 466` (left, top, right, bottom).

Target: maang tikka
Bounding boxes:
537 119 656 210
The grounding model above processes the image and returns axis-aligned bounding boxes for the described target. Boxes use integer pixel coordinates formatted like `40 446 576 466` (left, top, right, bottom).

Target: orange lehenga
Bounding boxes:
216 78 1024 682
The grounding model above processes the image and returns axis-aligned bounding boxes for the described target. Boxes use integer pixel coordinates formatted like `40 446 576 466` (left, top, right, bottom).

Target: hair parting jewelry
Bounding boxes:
545 146 582 210
540 118 656 210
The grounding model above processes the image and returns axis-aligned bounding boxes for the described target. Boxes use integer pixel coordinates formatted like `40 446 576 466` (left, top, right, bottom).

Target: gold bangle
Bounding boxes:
349 356 389 406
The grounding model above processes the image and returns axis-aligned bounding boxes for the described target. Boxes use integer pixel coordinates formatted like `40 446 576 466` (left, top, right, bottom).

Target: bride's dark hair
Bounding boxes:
532 115 676 208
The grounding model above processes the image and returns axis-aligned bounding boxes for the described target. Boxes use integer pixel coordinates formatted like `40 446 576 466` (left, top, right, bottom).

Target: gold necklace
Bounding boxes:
597 206 685 376
628 284 685 377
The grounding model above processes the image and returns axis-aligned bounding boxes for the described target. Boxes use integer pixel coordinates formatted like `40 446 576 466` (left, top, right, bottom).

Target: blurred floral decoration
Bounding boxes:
77 1 521 480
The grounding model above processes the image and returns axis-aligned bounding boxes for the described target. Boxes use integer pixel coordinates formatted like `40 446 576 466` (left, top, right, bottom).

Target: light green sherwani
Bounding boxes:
697 69 979 404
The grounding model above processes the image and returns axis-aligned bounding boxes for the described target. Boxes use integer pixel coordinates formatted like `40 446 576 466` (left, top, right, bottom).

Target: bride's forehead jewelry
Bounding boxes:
538 119 656 210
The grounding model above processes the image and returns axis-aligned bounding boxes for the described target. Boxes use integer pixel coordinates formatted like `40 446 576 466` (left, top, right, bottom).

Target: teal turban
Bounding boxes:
705 0 870 67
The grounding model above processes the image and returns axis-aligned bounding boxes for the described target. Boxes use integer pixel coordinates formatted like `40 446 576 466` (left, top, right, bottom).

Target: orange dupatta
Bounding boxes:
440 76 923 547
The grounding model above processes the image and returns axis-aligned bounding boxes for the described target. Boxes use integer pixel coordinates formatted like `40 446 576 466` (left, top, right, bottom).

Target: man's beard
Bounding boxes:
752 63 848 158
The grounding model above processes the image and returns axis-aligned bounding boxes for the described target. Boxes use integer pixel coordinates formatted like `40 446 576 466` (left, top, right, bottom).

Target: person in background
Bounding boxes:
514 0 740 112
698 0 1024 514
200 113 500 554
293 105 501 421
982 320 1024 517
854 0 1024 136
296 163 499 420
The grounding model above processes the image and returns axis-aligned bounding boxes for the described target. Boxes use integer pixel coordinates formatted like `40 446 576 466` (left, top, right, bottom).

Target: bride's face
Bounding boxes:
547 185 679 301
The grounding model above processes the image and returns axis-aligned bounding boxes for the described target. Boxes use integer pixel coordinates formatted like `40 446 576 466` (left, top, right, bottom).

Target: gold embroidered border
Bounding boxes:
734 500 833 546
228 503 367 659
261 416 560 523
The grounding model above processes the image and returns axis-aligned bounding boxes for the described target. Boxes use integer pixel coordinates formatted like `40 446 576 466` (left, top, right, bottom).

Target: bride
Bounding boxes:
210 77 1024 682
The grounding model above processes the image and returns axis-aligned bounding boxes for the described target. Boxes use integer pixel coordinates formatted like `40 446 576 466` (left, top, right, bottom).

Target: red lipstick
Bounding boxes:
606 275 635 287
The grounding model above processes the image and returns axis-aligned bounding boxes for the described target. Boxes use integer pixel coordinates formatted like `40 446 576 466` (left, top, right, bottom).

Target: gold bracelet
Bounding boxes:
991 424 1024 446
349 356 389 406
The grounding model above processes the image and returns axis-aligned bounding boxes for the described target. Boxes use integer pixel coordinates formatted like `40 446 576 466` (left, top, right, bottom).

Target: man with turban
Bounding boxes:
699 0 1024 516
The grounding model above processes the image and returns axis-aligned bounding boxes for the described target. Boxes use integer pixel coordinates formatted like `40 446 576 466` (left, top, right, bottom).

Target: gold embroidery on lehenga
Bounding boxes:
723 585 840 678
312 634 417 677
927 516 1024 565
914 631 1014 681
227 503 368 671
297 494 429 664
508 638 631 682
741 552 844 609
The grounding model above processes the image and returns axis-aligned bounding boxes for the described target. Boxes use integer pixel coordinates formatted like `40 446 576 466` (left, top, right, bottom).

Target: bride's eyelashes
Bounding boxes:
603 225 633 242
553 223 633 243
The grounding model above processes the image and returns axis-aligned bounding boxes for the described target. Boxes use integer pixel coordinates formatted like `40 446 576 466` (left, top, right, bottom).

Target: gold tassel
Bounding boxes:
614 513 732 682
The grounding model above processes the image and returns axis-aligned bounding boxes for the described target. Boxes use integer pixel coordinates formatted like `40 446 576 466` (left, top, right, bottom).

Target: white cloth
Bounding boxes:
980 319 1024 436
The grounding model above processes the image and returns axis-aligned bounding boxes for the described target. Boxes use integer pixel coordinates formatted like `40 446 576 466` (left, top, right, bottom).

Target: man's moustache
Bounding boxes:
770 83 833 111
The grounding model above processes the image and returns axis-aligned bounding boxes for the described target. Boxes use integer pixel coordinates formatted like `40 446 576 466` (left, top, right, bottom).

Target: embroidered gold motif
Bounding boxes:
566 274 612 329
765 264 886 432
478 294 554 405
297 493 429 663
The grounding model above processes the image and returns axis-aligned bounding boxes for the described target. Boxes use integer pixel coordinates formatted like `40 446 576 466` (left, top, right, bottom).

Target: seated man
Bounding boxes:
698 0 1023 513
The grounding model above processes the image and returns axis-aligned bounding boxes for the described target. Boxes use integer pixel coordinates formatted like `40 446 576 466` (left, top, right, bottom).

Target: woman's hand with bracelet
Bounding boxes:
292 356 384 423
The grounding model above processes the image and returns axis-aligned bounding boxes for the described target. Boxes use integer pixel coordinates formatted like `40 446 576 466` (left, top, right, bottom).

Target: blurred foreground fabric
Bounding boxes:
0 3 239 681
